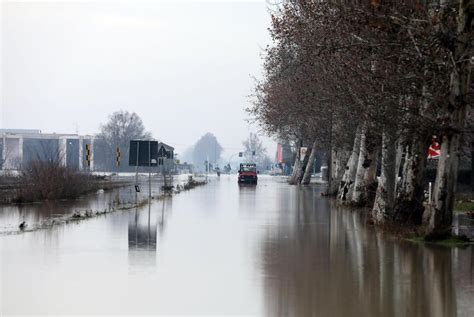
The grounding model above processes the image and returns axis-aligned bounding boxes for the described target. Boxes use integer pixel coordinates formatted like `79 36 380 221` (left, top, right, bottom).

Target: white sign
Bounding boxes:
300 147 308 161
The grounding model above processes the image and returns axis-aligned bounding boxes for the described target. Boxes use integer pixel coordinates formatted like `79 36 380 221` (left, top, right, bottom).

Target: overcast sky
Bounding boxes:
0 0 276 158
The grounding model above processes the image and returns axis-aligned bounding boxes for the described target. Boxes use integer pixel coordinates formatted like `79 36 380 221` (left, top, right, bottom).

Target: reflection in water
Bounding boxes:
0 185 135 234
158 198 169 239
0 175 189 234
128 203 157 250
259 185 466 317
128 201 158 269
1 176 472 315
127 199 171 271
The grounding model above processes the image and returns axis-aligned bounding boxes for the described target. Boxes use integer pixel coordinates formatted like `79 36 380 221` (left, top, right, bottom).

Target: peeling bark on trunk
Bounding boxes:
329 148 351 195
428 0 472 237
352 126 368 205
288 141 312 185
429 133 463 236
372 131 398 224
301 140 317 185
288 147 301 185
352 125 379 206
394 141 403 192
338 126 362 202
394 138 426 225
296 143 312 184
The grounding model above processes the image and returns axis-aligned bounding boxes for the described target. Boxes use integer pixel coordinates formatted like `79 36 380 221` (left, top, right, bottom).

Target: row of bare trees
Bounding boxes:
249 0 473 237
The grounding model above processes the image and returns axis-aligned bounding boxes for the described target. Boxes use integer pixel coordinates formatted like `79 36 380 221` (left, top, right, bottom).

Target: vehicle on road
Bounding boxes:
238 163 257 184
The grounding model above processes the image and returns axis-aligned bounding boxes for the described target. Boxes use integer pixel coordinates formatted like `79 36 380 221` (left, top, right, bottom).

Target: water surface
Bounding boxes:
1 175 473 316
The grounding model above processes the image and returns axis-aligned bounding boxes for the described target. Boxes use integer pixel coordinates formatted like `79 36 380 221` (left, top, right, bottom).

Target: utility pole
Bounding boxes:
148 141 151 201
135 142 139 204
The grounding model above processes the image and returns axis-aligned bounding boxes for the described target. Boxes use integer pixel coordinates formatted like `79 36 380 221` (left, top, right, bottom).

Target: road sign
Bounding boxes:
129 140 159 166
85 144 91 167
300 147 308 161
116 147 121 167
428 136 440 159
239 152 243 157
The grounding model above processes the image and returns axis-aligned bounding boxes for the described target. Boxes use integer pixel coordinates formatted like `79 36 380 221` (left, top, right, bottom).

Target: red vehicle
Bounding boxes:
238 163 258 184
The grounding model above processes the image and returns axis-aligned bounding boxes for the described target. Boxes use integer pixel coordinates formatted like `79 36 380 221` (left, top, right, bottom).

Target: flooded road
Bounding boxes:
1 175 473 316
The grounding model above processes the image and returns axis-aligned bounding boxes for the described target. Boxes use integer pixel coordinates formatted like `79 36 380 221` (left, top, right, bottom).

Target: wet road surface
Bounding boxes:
1 175 473 316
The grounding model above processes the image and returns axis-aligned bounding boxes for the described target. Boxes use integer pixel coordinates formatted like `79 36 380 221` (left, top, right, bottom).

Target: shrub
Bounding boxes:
14 160 96 202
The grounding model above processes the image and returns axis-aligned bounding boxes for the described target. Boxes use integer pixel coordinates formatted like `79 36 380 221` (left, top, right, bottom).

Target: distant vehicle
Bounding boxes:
238 163 257 184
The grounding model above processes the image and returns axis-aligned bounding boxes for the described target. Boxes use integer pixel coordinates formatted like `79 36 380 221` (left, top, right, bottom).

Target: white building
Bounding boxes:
0 129 95 171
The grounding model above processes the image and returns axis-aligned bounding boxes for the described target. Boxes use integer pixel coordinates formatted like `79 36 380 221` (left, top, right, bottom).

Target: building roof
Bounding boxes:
0 129 42 134
158 142 174 151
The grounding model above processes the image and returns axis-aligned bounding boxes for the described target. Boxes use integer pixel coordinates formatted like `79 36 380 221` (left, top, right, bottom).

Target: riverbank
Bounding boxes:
0 175 132 204
1 175 207 235
309 179 474 244
338 198 474 245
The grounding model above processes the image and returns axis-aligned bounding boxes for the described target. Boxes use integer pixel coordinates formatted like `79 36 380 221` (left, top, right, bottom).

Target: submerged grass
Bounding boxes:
10 177 208 235
362 203 473 247
454 200 474 213
408 235 472 247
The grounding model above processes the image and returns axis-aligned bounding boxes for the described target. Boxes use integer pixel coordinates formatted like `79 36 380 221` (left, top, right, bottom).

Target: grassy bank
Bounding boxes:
11 175 208 235
0 165 132 204
454 200 474 213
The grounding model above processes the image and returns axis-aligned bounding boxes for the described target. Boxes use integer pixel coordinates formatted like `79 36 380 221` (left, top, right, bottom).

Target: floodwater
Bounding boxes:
0 174 187 234
1 175 473 316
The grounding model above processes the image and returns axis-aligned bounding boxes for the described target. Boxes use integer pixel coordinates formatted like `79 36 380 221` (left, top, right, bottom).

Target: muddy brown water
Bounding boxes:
1 175 473 316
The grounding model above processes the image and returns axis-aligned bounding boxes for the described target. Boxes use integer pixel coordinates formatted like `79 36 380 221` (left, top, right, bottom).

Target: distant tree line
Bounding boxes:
248 0 473 238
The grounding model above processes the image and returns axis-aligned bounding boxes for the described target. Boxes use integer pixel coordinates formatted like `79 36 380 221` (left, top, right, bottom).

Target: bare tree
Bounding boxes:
97 110 151 172
249 0 473 235
242 133 270 170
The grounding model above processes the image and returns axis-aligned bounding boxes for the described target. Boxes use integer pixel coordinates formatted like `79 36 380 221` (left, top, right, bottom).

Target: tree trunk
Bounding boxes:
427 0 472 238
288 147 301 185
372 131 398 224
329 148 351 195
394 138 426 225
394 141 403 191
429 133 463 237
295 143 313 184
338 126 362 202
364 147 378 185
364 146 379 207
301 140 317 185
352 126 379 206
